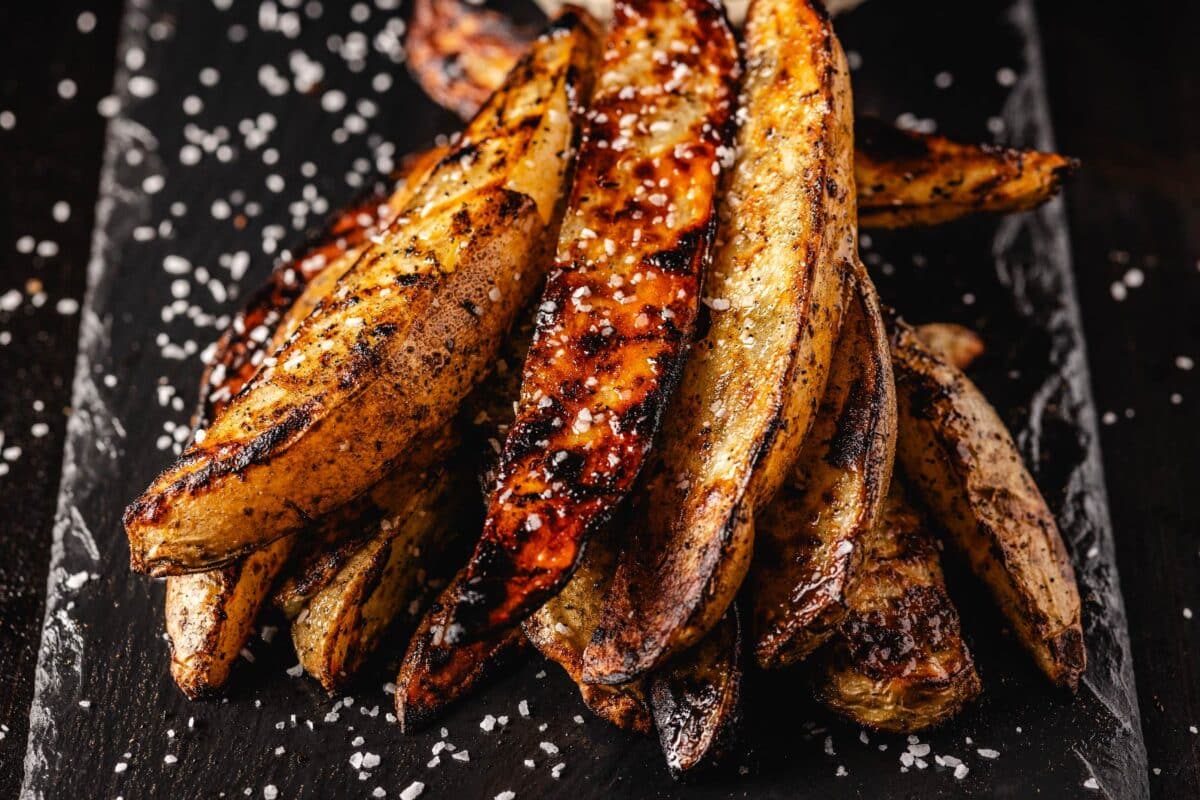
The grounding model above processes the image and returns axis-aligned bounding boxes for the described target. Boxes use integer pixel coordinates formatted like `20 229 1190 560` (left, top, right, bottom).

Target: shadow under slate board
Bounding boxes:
19 0 1149 798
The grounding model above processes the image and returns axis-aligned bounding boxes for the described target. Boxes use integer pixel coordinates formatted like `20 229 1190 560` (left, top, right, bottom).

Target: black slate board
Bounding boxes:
19 1 1150 797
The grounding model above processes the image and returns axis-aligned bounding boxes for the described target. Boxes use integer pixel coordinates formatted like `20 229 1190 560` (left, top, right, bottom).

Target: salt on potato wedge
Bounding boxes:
126 11 600 575
584 0 856 684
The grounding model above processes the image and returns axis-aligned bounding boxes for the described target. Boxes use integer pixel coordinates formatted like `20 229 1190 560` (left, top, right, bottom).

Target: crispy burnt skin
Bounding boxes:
816 481 982 732
445 0 741 640
406 0 538 120
125 14 600 575
750 266 896 669
583 0 856 685
407 3 1072 231
890 318 1086 689
855 117 1078 228
523 518 652 734
649 606 742 778
395 570 528 733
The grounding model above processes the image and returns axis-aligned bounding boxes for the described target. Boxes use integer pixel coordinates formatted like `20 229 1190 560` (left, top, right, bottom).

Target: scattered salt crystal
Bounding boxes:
1083 778 1099 790
399 782 425 800
954 764 969 780
977 748 1000 759
539 742 559 756
495 792 516 800
480 714 497 732
518 700 530 717
263 786 278 799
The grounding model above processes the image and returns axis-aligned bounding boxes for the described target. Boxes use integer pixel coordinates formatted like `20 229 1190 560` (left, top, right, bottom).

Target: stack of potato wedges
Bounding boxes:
125 0 1085 777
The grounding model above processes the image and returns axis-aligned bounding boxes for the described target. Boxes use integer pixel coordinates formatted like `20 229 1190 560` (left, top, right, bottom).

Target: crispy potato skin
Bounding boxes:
165 540 292 699
855 117 1078 228
750 267 896 669
583 0 856 684
523 521 652 734
445 0 741 640
395 571 528 733
125 15 600 575
891 319 1086 689
649 607 742 777
816 482 981 732
407 0 537 120
291 464 456 691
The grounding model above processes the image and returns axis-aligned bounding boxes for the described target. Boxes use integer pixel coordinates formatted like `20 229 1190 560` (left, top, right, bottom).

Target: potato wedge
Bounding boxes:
125 13 600 575
291 461 458 691
914 322 985 372
583 0 855 684
166 151 443 699
407 0 537 120
750 266 896 669
531 0 868 28
395 570 528 733
649 606 742 777
855 117 1078 229
165 540 292 699
890 318 1086 689
523 520 652 734
446 0 740 641
816 481 981 732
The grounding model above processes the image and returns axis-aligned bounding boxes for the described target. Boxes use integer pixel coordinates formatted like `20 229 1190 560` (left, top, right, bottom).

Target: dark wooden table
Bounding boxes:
1 1 1195 796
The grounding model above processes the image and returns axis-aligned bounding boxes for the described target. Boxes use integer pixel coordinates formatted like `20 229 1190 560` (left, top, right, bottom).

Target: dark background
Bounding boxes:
0 1 1195 797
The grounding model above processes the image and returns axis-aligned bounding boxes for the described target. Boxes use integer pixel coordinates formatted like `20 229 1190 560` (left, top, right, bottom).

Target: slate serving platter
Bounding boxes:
18 0 1150 797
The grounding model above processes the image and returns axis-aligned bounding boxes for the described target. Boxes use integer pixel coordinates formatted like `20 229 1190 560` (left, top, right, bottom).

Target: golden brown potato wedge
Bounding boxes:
165 540 292 699
583 0 855 685
125 13 600 575
750 267 896 669
395 570 528 733
816 481 982 732
446 0 740 642
890 318 1085 689
523 521 652 734
291 461 457 691
855 117 1078 228
649 606 743 777
166 151 444 699
914 322 985 372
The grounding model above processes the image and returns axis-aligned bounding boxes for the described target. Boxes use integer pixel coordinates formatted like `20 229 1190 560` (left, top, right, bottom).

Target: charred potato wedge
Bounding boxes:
395 570 528 733
523 521 652 734
891 319 1085 689
855 117 1078 228
447 0 740 641
750 267 896 669
125 13 600 575
291 462 457 691
583 0 855 684
649 606 743 777
816 481 981 732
